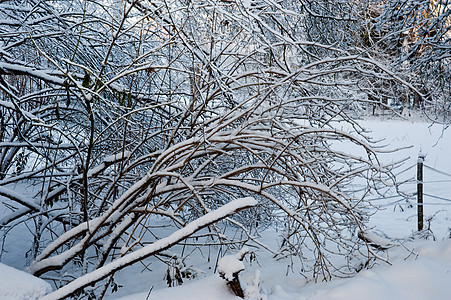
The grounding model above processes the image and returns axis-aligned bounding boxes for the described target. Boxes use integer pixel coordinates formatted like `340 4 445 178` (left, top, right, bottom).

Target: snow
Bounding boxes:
0 100 15 110
290 240 451 300
116 275 241 300
360 119 451 239
244 270 264 300
0 62 65 85
88 151 131 176
0 186 41 211
40 197 257 300
0 263 51 299
114 239 451 300
105 119 451 300
218 248 248 281
1 120 451 300
358 230 395 249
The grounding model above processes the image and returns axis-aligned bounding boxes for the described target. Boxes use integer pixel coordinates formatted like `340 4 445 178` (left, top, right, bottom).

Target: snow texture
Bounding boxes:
0 186 41 211
218 255 245 282
115 240 451 300
0 263 51 299
292 240 451 300
116 275 241 300
359 231 395 249
88 151 131 176
0 62 65 85
245 270 265 300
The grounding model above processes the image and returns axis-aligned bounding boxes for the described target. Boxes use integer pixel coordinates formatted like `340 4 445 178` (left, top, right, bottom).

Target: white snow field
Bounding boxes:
1 119 451 299
0 262 51 299
117 240 451 300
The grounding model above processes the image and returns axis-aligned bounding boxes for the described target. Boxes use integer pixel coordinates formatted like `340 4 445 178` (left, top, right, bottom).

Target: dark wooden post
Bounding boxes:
417 153 425 231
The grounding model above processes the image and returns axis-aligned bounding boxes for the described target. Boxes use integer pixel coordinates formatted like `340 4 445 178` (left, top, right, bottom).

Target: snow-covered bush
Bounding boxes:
0 0 423 298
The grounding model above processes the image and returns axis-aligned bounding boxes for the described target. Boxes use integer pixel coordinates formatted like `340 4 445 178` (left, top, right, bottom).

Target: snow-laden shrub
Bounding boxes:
0 0 416 298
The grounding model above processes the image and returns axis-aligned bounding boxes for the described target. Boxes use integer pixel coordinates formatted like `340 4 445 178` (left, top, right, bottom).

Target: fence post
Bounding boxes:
417 152 425 231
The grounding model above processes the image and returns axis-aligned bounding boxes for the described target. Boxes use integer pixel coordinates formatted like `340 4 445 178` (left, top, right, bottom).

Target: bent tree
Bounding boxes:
0 0 416 298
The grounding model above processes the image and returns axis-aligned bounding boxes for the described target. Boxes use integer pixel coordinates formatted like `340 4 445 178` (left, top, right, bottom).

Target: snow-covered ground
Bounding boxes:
1 119 451 299
361 119 451 240
117 240 451 300
291 240 451 300
0 262 51 299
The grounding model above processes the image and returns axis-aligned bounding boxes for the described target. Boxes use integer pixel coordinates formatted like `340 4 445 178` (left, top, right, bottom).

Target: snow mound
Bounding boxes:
293 240 451 300
116 275 240 300
0 262 51 299
218 247 249 281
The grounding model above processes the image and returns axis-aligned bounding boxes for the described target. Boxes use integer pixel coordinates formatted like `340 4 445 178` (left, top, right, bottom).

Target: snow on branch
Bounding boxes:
40 197 257 300
0 186 41 212
218 247 249 282
87 151 131 177
0 62 65 86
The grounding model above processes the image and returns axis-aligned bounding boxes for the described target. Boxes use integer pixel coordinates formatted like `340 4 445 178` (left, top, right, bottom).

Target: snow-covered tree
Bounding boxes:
361 0 450 119
0 0 420 298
